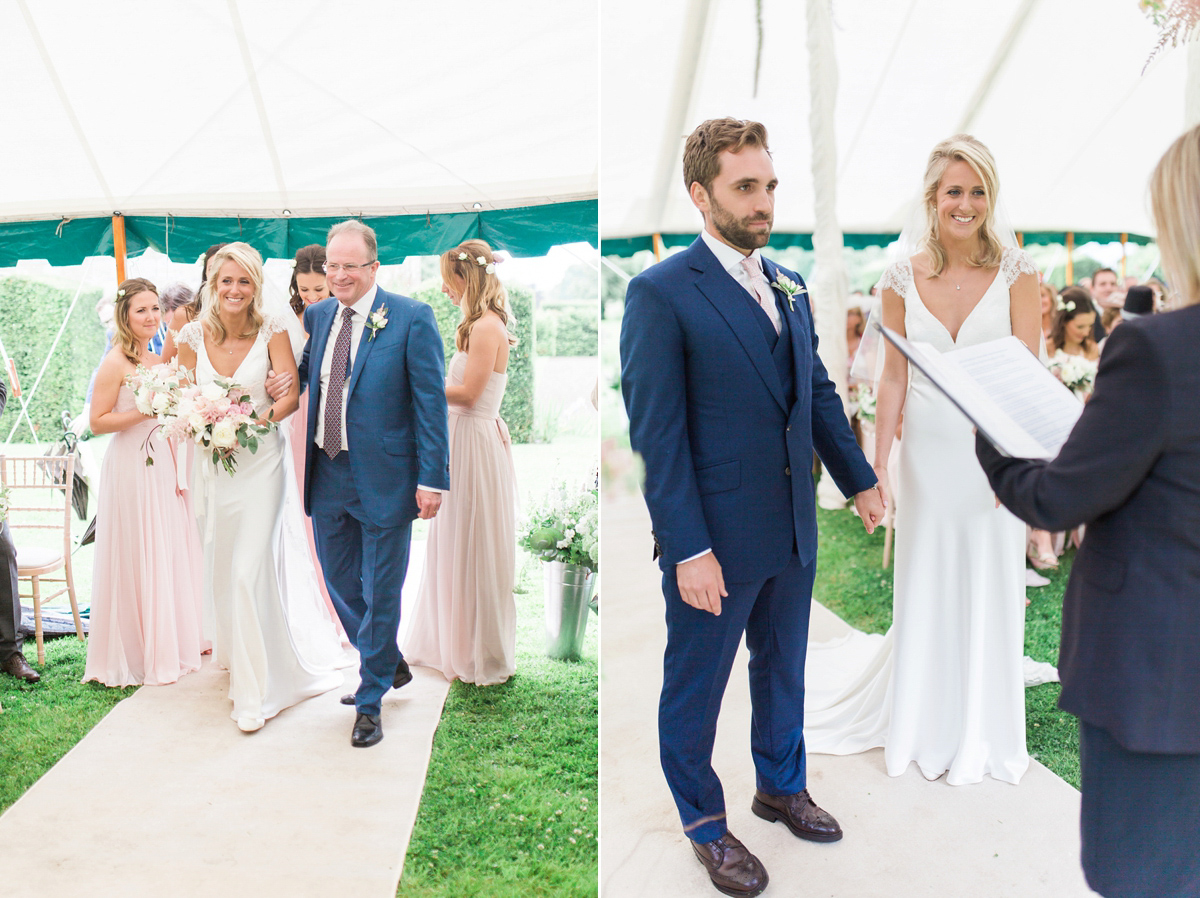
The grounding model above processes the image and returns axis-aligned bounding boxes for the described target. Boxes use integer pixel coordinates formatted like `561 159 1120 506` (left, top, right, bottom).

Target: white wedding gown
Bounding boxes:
805 247 1033 785
180 316 348 731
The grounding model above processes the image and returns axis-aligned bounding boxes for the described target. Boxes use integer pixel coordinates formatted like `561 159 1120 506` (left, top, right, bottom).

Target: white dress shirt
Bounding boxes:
314 284 377 454
700 228 781 331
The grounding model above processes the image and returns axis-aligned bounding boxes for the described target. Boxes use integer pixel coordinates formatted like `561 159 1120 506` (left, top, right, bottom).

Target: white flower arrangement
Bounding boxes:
161 376 277 475
366 305 389 340
457 250 496 274
520 478 599 570
854 383 877 423
770 273 807 311
1055 297 1076 312
1047 351 1097 400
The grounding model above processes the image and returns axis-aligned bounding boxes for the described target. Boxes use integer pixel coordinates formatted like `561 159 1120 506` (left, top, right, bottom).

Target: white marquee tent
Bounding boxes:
601 0 1189 253
0 0 598 265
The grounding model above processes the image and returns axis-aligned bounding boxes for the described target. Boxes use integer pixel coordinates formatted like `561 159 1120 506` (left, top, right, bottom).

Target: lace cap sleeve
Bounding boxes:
177 321 204 352
259 313 290 341
877 260 912 301
1001 247 1038 287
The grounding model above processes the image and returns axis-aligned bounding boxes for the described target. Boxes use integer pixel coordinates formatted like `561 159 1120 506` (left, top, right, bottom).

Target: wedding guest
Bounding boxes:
404 239 518 686
149 283 194 355
1039 282 1057 344
1089 267 1119 341
0 374 37 684
845 302 865 373
1120 284 1155 321
976 122 1200 898
84 278 206 687
161 243 228 363
289 244 329 315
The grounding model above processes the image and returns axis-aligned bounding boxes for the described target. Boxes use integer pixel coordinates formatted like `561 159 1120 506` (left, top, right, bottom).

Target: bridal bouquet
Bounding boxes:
162 378 276 475
853 383 877 423
520 477 599 570
1047 353 1097 401
128 361 186 419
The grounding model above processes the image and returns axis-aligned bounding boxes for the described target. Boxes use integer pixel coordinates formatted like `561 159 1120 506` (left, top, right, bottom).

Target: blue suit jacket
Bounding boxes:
299 287 450 528
620 237 875 583
977 305 1200 753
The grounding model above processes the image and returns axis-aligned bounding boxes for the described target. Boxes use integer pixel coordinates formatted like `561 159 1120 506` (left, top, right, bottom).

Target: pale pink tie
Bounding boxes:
740 256 780 334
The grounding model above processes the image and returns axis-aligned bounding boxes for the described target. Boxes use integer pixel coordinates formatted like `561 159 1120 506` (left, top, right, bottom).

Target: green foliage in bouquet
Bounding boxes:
519 479 599 570
414 284 534 444
0 277 105 440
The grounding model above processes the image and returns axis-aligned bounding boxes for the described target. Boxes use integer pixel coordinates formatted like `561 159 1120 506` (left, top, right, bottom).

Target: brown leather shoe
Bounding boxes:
752 788 842 842
689 830 768 897
1 652 39 683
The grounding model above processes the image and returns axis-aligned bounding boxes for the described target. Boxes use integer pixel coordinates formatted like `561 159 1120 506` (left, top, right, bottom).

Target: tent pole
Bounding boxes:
1120 233 1128 280
113 213 127 284
1066 232 1074 285
1016 231 1024 248
652 233 664 262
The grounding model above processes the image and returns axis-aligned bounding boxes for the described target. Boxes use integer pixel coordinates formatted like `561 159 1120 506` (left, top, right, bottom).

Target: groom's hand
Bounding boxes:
676 552 727 616
416 489 442 520
265 368 292 402
854 485 887 534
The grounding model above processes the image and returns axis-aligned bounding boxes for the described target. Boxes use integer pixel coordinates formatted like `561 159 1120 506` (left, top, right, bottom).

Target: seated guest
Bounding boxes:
0 375 37 683
1121 284 1155 321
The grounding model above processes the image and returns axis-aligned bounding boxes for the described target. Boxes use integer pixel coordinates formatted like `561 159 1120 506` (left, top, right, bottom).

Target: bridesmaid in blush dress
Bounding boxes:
84 278 206 687
403 239 518 686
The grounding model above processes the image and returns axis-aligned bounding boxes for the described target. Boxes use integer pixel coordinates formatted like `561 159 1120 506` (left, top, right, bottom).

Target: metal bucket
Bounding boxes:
543 561 596 660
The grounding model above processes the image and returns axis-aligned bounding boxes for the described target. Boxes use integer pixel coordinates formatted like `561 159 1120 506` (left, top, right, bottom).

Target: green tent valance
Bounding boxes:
0 200 597 267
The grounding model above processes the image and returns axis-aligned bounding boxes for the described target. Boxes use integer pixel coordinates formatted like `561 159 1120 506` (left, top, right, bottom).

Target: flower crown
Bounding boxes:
457 251 497 275
1055 297 1076 312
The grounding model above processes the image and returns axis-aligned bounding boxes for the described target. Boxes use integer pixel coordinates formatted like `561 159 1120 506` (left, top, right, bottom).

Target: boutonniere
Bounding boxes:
770 274 808 311
366 305 389 340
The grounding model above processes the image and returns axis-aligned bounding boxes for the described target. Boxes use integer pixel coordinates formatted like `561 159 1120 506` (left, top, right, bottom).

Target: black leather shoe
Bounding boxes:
351 713 383 747
339 693 356 705
1 652 39 683
752 788 843 842
689 831 768 897
394 656 412 689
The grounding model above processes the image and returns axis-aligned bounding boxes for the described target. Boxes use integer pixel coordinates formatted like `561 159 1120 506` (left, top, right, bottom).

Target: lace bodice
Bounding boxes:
178 315 292 414
879 246 1037 353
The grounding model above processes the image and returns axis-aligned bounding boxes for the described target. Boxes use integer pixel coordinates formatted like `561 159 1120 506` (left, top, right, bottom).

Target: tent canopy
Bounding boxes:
0 0 597 263
601 0 1184 254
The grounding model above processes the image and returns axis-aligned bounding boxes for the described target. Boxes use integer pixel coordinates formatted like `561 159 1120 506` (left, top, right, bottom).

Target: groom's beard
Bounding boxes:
710 196 772 251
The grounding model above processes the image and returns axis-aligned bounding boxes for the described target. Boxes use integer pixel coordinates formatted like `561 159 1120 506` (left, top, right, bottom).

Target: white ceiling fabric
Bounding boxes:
0 0 597 221
602 0 1185 241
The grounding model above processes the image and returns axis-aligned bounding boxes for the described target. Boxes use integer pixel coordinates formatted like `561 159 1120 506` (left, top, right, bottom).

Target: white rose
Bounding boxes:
134 392 154 415
187 412 206 433
151 391 171 414
201 381 227 402
211 419 238 450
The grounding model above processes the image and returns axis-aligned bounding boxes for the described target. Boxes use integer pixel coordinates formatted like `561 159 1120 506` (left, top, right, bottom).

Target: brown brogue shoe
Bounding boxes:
1 652 39 683
689 830 769 897
752 788 843 842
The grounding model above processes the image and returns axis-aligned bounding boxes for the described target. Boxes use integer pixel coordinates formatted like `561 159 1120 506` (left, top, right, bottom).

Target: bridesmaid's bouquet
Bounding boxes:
853 383 877 423
128 362 186 419
520 477 599 570
1047 353 1097 401
162 378 276 476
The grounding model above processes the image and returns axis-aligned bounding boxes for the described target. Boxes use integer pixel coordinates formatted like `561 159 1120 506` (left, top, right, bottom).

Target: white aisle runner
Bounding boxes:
600 493 1097 898
0 544 449 898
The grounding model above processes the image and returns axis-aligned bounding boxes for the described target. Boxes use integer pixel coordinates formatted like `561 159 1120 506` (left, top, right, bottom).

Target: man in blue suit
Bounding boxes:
620 118 884 897
296 220 449 748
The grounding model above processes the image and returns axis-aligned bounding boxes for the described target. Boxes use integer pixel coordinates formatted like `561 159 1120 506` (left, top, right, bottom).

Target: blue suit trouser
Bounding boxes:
311 451 412 717
660 553 816 844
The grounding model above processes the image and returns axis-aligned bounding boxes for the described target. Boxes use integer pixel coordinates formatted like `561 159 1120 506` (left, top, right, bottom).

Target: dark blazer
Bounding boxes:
977 305 1200 753
299 287 450 528
620 237 874 583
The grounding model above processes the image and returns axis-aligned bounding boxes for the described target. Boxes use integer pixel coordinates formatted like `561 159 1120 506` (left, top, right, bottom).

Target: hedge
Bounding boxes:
535 306 598 357
413 284 535 444
0 277 105 441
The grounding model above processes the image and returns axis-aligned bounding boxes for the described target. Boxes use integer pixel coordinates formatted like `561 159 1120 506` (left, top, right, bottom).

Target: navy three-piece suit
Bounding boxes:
620 237 875 843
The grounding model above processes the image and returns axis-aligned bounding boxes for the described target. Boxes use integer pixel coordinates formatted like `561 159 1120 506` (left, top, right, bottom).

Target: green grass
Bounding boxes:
399 556 598 897
813 505 1080 789
0 637 136 811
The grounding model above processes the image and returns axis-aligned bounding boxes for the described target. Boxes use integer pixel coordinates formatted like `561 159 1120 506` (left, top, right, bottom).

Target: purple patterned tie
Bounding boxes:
322 306 355 459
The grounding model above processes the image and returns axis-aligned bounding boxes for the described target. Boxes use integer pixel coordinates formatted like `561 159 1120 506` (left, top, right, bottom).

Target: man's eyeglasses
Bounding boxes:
323 261 377 273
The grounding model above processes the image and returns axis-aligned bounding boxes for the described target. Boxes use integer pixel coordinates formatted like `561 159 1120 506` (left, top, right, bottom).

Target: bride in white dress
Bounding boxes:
176 242 346 732
805 136 1041 784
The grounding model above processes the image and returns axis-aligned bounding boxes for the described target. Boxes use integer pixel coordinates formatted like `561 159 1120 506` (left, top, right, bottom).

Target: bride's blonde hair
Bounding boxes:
200 242 265 343
440 239 518 352
919 134 1005 277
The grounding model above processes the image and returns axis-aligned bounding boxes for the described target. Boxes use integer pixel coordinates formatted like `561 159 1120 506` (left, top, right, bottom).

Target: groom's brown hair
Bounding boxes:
682 118 770 195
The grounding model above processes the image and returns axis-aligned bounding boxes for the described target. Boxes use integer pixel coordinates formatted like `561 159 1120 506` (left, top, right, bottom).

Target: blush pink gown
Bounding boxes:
83 385 206 686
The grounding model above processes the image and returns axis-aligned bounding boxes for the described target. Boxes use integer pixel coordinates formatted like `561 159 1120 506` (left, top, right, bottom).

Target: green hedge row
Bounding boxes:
0 277 105 441
536 306 597 357
413 284 535 444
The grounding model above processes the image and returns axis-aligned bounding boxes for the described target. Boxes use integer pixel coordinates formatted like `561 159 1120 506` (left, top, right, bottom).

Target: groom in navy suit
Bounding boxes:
297 220 449 748
620 118 884 897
